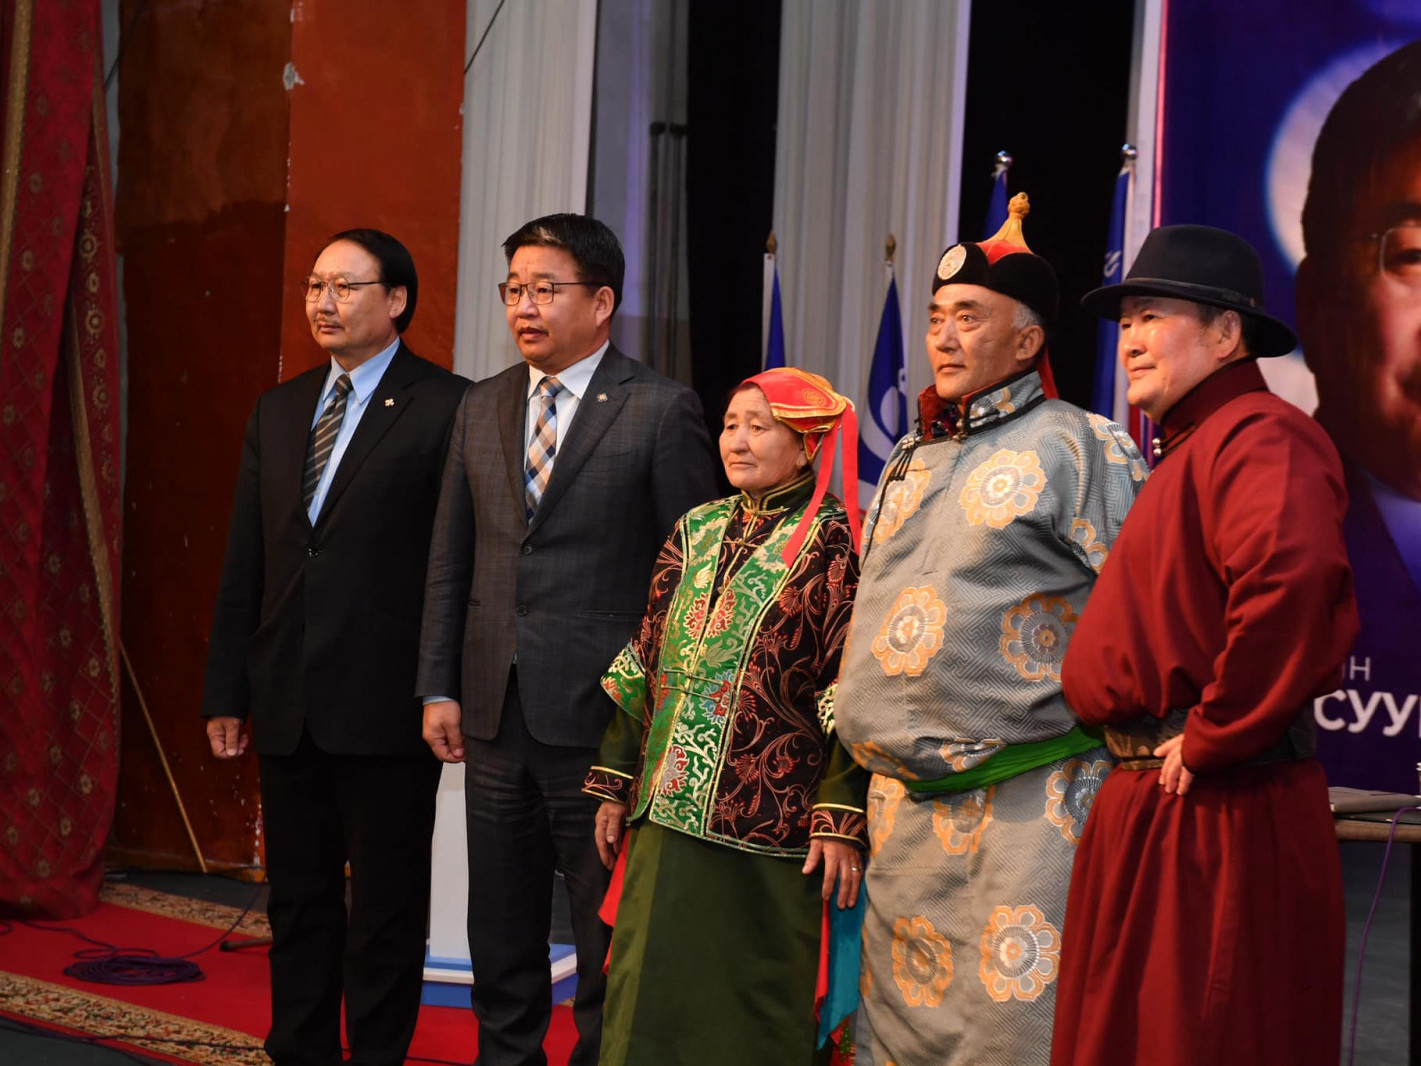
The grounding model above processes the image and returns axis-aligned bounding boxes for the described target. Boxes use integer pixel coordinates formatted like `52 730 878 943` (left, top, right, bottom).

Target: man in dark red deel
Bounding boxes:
1050 224 1359 1066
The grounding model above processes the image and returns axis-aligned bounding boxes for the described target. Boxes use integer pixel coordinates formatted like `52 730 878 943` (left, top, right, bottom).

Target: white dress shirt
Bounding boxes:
523 340 609 457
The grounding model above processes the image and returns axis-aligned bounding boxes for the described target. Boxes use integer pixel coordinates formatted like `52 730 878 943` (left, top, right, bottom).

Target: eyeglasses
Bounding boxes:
1366 222 1421 286
299 276 385 302
498 280 601 306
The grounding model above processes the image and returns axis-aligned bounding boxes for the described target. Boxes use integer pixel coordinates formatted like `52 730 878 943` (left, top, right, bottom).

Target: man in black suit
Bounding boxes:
418 214 717 1066
203 229 468 1066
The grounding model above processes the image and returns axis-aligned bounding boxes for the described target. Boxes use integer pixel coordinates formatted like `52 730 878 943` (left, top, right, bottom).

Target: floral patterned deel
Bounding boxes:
999 593 1078 682
1088 413 1149 482
978 904 1061 1002
867 773 907 857
1068 517 1109 574
959 448 1045 529
873 460 932 544
931 786 994 855
872 586 947 677
892 915 954 1007
851 740 920 782
1045 757 1110 845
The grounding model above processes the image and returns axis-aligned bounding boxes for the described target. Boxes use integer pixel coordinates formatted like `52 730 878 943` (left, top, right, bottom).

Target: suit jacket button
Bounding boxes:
522 545 533 555
307 547 320 557
516 604 528 616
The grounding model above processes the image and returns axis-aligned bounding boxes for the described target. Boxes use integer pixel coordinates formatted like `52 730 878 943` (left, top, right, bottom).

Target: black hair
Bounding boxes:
1190 302 1263 358
502 213 625 312
1302 39 1421 258
327 228 418 332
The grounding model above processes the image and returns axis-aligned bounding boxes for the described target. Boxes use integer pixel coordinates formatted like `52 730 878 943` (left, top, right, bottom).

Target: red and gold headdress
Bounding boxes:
741 367 860 564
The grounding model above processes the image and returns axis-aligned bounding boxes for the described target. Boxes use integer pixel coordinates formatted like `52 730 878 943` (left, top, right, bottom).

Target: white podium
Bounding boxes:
423 762 579 1005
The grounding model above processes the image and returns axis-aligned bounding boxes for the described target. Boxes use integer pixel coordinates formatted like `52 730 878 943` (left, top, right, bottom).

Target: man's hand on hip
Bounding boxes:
206 716 249 759
423 700 466 763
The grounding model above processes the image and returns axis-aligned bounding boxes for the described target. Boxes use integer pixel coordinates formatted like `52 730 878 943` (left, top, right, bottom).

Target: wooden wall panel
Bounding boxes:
280 1 466 378
112 0 466 870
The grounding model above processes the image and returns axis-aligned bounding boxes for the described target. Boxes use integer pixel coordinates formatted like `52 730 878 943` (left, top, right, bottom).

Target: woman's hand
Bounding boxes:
802 838 864 909
1154 734 1195 796
594 801 629 870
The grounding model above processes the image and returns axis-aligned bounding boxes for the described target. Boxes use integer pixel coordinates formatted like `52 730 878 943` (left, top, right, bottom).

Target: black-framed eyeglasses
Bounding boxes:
1363 222 1421 286
299 276 385 302
498 279 601 306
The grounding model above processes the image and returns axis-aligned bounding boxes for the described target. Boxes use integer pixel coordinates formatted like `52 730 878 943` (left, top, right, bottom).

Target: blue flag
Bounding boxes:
858 273 907 505
1090 158 1132 419
982 152 1011 239
764 264 786 370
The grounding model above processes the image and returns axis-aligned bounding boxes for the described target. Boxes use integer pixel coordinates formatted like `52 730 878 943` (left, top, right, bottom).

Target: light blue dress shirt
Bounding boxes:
307 338 400 524
1366 468 1421 591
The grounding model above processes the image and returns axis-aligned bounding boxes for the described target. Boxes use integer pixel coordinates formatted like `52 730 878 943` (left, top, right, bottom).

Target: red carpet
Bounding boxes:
0 884 578 1064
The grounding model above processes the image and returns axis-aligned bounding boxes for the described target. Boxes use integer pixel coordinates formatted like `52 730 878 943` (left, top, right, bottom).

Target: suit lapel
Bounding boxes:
315 344 419 527
528 349 631 533
499 365 530 517
282 366 329 527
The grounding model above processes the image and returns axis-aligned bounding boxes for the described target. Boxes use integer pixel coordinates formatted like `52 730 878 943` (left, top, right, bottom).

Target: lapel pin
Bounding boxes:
384 398 395 407
596 392 608 403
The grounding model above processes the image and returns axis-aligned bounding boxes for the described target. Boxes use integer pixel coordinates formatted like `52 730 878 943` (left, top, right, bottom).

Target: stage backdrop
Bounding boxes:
1153 5 1421 792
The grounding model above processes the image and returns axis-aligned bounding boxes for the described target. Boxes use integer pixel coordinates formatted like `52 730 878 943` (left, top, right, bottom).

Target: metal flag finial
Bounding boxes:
766 231 778 256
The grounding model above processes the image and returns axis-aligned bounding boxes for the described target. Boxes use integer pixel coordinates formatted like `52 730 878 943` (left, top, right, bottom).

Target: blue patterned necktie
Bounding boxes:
303 374 352 512
525 376 563 519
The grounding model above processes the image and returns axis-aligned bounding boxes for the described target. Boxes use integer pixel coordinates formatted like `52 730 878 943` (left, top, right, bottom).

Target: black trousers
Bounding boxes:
259 730 441 1066
464 673 611 1066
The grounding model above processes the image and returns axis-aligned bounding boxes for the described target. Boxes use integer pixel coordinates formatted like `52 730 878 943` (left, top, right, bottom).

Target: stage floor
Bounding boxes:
0 852 1407 1064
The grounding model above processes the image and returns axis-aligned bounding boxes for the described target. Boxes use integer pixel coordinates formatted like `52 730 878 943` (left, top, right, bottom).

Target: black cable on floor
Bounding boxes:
13 871 268 987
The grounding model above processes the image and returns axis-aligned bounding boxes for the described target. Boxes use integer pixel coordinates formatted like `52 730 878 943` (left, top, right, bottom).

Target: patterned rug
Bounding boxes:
1 880 579 1064
0 971 267 1065
0 883 271 1063
96 882 272 939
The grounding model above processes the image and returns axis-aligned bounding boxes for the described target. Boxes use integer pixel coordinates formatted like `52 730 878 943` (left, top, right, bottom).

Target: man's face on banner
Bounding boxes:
1301 139 1421 500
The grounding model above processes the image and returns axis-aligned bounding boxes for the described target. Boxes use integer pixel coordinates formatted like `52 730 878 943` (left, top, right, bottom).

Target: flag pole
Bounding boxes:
984 150 1013 239
763 231 777 359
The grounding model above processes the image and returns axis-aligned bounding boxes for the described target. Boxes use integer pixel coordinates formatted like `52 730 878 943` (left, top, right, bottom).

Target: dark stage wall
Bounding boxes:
682 0 1137 416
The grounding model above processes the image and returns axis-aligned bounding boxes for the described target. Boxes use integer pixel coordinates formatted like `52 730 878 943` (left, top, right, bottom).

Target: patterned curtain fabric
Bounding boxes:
0 0 123 917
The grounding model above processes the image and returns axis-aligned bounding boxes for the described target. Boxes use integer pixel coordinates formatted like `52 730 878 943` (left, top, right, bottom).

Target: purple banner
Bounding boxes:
1159 9 1421 792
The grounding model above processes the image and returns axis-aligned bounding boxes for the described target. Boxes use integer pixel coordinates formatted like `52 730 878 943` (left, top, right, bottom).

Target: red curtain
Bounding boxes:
0 0 123 917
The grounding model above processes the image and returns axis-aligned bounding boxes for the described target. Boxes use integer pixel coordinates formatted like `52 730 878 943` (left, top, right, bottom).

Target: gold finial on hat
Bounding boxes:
766 231 778 255
986 192 1031 249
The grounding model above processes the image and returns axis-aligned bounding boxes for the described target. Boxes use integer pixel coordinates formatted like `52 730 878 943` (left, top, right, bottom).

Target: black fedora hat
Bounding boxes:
1081 224 1297 357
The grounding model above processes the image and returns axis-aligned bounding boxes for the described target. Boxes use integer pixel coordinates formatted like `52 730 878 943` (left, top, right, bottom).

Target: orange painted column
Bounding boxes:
113 0 466 870
280 1 466 378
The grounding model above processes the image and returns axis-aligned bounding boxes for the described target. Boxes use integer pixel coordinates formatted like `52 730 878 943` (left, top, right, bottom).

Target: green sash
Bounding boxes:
903 725 1104 795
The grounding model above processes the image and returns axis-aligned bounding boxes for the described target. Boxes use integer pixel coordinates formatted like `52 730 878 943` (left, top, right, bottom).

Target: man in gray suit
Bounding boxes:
418 213 717 1066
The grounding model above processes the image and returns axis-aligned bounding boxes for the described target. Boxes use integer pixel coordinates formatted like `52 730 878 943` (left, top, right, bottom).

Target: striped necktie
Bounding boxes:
525 376 563 519
303 373 353 513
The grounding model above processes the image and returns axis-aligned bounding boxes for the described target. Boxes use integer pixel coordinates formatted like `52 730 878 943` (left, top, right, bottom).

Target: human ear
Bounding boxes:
1017 323 1045 363
387 285 408 322
1215 310 1242 361
592 286 616 328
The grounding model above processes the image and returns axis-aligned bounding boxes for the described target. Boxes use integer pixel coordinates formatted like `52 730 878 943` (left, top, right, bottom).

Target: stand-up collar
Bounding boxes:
738 470 815 516
917 366 1048 442
1155 360 1268 460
